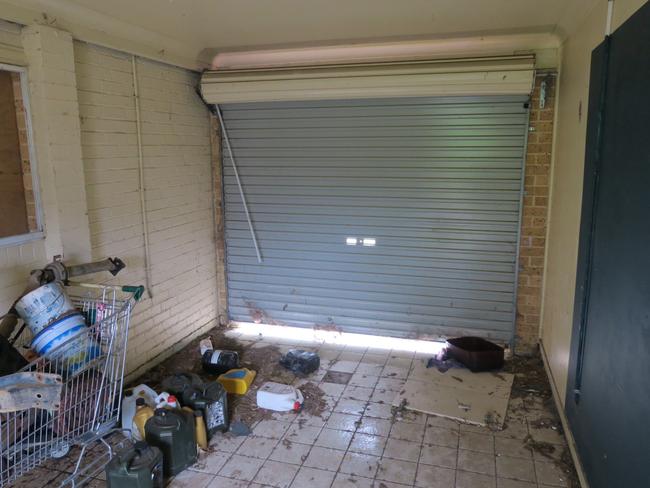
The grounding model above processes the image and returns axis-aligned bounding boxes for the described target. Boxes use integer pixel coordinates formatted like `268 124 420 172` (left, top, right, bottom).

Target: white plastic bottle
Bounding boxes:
256 382 304 412
121 384 157 438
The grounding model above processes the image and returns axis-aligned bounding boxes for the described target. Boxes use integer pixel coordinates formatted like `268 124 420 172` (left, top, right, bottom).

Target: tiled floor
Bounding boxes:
11 327 573 488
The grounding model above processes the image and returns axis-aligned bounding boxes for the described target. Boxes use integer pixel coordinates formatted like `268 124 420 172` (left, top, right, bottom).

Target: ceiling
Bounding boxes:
1 0 600 69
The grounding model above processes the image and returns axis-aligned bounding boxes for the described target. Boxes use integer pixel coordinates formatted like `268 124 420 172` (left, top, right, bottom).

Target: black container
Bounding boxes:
106 441 163 488
160 372 203 397
279 349 320 375
446 337 504 372
182 382 229 436
144 408 197 476
201 349 239 375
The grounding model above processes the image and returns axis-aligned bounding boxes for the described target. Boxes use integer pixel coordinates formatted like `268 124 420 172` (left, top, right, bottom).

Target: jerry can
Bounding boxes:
182 381 228 435
217 368 256 395
105 441 163 488
144 408 197 476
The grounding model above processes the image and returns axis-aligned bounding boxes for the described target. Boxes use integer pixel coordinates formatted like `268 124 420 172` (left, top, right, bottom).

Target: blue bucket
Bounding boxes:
31 313 101 373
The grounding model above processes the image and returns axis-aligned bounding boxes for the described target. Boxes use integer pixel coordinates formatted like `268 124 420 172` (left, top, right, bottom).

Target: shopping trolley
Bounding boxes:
0 282 144 487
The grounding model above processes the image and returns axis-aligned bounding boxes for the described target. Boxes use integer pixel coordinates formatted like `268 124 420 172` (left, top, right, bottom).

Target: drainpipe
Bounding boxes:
132 55 153 298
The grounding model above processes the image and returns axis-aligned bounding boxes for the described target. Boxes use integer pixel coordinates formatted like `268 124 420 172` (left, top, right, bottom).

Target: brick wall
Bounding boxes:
74 42 219 376
515 74 556 353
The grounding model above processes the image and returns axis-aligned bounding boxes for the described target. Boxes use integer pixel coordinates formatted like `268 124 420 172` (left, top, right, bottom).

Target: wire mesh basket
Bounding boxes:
0 283 143 487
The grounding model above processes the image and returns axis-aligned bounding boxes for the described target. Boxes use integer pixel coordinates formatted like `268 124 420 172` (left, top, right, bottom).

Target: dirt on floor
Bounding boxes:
129 327 327 428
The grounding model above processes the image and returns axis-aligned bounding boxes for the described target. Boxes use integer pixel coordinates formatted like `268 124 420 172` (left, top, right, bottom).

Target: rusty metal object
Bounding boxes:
0 372 63 412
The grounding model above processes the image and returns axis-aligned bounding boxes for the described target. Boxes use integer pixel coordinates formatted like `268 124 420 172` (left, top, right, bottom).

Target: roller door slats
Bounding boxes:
222 95 527 340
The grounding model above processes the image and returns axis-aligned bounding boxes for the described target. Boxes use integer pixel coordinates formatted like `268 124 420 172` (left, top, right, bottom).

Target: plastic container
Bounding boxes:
194 411 208 450
145 408 197 476
132 398 155 441
30 313 101 373
446 337 505 372
154 392 179 409
182 382 228 435
122 385 158 438
256 382 303 412
160 372 203 398
106 441 163 488
15 282 76 335
202 349 240 375
217 368 256 395
280 349 320 375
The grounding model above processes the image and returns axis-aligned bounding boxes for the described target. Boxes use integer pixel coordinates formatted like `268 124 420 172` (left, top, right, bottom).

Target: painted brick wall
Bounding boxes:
516 74 556 353
74 42 218 377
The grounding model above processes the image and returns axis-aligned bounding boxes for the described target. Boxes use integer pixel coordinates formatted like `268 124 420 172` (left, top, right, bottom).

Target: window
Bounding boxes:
0 65 41 244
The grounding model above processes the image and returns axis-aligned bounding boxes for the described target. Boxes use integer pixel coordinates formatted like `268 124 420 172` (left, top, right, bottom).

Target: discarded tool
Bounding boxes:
0 372 62 412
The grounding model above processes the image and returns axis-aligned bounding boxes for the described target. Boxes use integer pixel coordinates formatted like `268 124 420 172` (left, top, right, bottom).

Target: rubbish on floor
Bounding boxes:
228 419 252 436
193 410 208 450
160 372 203 398
105 440 163 488
0 372 62 412
0 334 27 376
145 408 197 476
217 368 256 394
122 385 158 437
446 336 505 372
393 359 514 428
199 337 213 356
279 349 320 375
182 381 228 435
426 348 465 373
30 312 101 374
15 282 76 336
154 392 179 409
202 348 240 375
256 381 303 412
132 398 154 441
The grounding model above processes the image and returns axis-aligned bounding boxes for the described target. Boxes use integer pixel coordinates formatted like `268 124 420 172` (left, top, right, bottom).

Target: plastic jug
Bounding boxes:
217 368 256 395
145 408 197 476
105 441 163 488
122 384 157 439
256 382 304 412
194 410 208 450
132 398 154 441
182 382 228 436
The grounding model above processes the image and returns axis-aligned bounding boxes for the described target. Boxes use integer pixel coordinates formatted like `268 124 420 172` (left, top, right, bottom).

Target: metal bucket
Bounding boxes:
15 282 75 336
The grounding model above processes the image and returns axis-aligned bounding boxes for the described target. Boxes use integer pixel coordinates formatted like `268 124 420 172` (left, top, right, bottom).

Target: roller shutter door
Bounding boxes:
222 95 529 342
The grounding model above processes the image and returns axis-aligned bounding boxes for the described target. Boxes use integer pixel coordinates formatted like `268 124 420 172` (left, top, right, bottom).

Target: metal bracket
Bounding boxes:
0 372 63 412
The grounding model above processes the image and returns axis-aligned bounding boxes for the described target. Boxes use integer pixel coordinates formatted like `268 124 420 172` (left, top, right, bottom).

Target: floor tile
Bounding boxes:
386 357 412 369
458 449 496 476
459 431 495 454
427 415 462 431
364 401 394 419
332 472 374 488
339 352 365 362
383 438 422 462
356 362 384 376
369 388 397 404
269 439 312 465
494 437 533 459
390 420 425 441
375 377 405 391
380 365 410 379
284 424 322 445
339 451 380 478
376 457 418 485
303 446 345 471
496 456 535 482
349 373 379 388
190 450 231 474
349 432 387 456
334 398 368 416
208 475 249 487
167 470 215 488
419 444 458 469
326 412 362 431
494 420 528 440
330 360 359 373
253 460 299 488
237 436 278 459
295 411 329 428
456 470 496 488
415 464 456 488
210 432 246 452
315 428 353 450
254 420 293 439
424 426 460 448
319 382 347 398
290 466 336 488
534 460 568 487
356 417 392 437
218 454 264 481
497 478 537 488
342 385 374 402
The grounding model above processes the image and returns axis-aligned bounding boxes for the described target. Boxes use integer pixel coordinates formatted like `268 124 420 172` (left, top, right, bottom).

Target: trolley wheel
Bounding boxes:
50 442 70 459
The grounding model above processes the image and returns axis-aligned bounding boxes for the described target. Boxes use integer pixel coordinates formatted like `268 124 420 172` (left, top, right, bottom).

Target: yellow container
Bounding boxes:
217 368 256 395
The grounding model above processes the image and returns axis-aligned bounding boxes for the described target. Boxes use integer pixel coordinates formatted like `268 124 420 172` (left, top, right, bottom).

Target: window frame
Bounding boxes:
0 62 44 247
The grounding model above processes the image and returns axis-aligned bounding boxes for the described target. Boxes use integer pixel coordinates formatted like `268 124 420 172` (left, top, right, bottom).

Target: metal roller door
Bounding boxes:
222 95 529 342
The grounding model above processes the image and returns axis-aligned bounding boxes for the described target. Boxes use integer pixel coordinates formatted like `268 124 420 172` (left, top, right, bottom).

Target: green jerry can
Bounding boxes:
105 441 163 488
182 381 229 437
144 408 197 476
